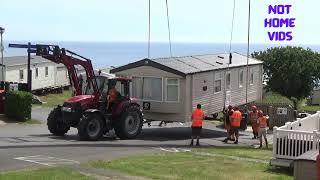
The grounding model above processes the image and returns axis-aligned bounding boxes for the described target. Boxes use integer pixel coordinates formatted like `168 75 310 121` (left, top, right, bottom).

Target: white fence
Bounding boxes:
273 111 320 160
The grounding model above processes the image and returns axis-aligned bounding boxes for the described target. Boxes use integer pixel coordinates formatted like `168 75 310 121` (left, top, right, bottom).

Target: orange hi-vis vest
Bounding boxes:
108 88 118 103
191 109 205 127
231 110 242 127
258 116 268 128
249 111 258 123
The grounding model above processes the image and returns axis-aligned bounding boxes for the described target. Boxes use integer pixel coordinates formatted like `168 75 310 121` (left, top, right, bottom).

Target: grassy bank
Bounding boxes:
259 92 320 112
258 92 294 106
0 167 92 180
37 90 72 108
92 147 291 180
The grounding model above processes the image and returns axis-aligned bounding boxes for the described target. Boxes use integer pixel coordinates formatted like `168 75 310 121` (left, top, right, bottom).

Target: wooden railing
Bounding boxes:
273 111 320 160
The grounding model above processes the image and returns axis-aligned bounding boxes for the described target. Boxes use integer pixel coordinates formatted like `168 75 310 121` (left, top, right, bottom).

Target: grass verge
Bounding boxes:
37 90 72 108
0 167 93 180
91 148 291 180
196 147 272 160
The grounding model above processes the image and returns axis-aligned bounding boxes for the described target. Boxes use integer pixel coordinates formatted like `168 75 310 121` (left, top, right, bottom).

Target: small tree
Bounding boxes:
252 46 320 102
5 91 32 121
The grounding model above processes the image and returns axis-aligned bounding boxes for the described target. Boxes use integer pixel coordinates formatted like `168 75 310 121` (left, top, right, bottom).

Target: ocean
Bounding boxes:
3 41 320 68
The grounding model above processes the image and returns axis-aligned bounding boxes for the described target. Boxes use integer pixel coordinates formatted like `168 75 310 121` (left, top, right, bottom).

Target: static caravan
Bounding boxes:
110 53 263 123
1 56 69 91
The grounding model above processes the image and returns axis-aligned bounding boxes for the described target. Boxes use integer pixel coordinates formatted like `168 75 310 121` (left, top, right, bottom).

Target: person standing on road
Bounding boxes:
257 110 269 148
223 106 242 144
223 105 235 141
190 104 205 146
249 105 259 139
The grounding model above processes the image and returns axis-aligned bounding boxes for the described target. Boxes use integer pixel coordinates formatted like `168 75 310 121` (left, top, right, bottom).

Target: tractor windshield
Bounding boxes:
84 76 108 97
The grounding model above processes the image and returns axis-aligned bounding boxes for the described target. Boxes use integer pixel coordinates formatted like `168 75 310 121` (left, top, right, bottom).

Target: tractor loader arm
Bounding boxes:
36 45 99 98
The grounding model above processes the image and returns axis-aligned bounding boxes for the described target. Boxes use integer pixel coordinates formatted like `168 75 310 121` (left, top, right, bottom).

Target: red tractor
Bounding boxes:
36 45 143 140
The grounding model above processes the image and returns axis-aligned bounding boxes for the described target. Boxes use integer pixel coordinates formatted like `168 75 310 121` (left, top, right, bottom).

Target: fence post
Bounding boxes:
273 126 278 157
313 130 318 150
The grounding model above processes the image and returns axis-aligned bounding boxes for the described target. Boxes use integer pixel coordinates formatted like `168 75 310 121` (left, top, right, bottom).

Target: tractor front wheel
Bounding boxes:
47 106 70 136
114 106 143 139
78 113 104 141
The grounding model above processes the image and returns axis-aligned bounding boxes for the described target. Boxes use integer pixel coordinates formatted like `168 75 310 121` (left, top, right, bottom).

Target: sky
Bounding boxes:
0 0 319 44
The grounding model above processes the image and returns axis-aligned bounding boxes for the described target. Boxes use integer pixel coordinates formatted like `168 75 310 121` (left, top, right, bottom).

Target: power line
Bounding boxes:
148 0 151 58
245 0 251 106
229 0 236 54
165 0 172 57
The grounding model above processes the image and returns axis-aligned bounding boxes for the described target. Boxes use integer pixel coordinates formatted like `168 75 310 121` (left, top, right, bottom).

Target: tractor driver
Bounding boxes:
107 79 119 111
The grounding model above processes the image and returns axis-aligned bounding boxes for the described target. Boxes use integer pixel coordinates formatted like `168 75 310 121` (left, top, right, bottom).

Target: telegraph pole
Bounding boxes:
0 27 5 88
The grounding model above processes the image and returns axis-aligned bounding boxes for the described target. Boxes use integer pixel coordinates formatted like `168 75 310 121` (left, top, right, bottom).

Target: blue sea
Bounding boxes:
3 41 320 68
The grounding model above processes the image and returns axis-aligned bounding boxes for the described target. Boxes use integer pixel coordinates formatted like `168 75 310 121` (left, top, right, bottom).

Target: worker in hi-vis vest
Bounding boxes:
190 104 205 146
107 79 119 111
257 110 269 149
223 106 242 144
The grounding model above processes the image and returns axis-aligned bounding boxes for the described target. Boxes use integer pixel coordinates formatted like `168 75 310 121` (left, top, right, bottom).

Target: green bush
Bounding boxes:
5 91 32 121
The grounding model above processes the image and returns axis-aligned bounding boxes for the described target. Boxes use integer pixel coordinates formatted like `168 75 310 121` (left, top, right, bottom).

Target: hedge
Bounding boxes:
5 91 32 121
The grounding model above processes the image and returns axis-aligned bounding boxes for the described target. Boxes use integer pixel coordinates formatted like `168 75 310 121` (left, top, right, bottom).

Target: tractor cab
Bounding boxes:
82 74 132 113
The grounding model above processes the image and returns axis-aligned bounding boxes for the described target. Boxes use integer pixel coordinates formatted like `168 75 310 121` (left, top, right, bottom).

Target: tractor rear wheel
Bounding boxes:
114 105 143 139
47 106 70 136
78 113 104 141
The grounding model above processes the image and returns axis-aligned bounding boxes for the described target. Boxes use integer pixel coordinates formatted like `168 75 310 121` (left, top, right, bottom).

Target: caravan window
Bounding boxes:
142 77 162 101
19 70 24 81
132 77 163 101
35 68 39 78
214 72 222 93
239 69 244 88
132 77 143 99
226 72 231 90
45 67 49 77
166 78 179 102
250 68 254 85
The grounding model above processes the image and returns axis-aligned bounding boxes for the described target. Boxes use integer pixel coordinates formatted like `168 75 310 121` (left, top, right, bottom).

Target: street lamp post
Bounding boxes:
0 27 5 85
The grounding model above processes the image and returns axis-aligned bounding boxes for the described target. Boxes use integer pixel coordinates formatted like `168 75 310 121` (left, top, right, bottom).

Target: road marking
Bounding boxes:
14 155 80 166
154 147 191 153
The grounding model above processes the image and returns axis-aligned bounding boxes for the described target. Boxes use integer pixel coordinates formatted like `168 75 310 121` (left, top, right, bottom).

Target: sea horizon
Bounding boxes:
2 41 320 68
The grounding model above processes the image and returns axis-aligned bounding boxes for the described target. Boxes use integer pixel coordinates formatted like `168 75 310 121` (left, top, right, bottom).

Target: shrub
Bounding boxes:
5 91 32 121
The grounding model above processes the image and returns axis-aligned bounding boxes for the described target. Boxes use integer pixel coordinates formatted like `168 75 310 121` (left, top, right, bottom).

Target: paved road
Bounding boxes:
0 120 261 172
31 106 52 122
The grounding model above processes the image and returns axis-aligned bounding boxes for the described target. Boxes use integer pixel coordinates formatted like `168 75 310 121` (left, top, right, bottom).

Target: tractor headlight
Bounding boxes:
62 107 72 112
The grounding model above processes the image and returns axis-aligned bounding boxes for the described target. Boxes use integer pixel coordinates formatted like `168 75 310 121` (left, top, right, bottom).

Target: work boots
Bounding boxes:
190 139 194 146
196 139 200 146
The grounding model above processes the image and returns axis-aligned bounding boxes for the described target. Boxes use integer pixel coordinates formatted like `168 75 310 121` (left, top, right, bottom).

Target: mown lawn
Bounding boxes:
196 147 272 160
37 90 72 108
0 167 93 180
92 148 292 180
